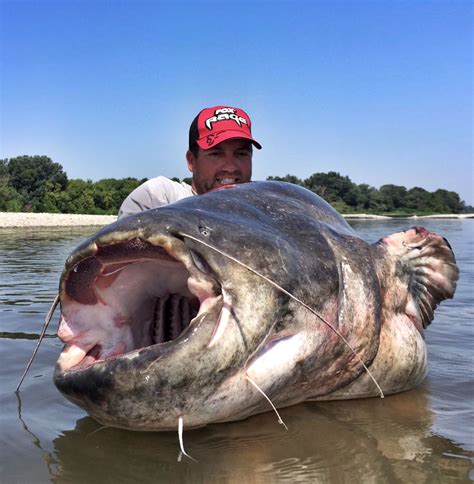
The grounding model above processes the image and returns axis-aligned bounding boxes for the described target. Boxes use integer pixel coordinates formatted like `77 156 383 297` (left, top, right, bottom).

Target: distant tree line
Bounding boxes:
1 156 145 214
268 173 472 214
0 155 471 215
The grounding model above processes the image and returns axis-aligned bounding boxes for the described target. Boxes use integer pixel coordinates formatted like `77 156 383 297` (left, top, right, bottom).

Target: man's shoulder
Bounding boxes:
142 176 193 199
143 176 191 191
139 176 194 203
118 176 193 218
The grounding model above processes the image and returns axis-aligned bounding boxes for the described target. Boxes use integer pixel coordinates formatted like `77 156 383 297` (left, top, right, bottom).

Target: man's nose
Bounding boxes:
219 153 239 171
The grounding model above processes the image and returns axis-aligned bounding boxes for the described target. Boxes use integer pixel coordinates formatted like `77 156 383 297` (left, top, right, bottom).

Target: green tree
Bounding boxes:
0 159 22 211
341 185 359 208
368 189 390 213
379 184 408 212
41 180 70 213
461 203 473 213
405 187 431 212
6 155 68 211
266 174 304 186
61 179 96 214
93 179 119 213
0 159 7 178
92 177 146 214
354 184 375 211
303 172 355 204
429 189 463 214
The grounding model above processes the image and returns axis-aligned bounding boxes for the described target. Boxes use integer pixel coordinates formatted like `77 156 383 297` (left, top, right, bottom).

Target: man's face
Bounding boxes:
186 139 253 195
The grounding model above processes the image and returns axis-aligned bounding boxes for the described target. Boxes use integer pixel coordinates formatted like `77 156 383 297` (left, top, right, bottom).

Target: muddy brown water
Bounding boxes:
1 220 472 483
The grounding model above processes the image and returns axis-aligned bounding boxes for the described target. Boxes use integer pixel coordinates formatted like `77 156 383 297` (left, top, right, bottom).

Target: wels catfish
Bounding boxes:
53 182 458 431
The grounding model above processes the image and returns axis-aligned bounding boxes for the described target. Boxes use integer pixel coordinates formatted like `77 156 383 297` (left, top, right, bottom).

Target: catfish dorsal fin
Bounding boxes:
371 226 459 332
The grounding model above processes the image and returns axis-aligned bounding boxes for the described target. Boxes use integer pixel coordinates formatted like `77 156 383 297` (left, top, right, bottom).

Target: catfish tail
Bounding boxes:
371 226 459 332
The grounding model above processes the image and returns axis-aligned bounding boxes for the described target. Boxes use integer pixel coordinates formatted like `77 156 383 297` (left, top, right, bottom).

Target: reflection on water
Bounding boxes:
1 222 473 483
46 389 472 483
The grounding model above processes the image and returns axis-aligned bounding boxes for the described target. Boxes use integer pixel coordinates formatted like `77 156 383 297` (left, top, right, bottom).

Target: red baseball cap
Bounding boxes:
189 105 262 150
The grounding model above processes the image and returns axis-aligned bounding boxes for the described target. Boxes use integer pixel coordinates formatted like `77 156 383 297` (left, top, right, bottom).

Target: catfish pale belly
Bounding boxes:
53 182 458 431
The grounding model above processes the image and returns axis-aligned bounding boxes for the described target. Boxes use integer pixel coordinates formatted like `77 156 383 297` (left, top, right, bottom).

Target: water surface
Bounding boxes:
0 221 472 482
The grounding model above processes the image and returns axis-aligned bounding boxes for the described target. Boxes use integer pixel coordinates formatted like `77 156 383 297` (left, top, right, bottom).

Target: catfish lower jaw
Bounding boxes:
56 236 222 373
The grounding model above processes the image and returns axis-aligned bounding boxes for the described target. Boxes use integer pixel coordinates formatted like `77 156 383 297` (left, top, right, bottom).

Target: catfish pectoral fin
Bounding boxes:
372 226 459 332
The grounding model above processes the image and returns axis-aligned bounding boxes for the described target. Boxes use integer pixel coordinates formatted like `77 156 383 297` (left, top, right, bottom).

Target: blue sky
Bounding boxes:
1 0 472 204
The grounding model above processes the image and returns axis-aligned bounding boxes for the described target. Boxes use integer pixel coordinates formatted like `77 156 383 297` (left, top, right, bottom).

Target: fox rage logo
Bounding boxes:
205 107 248 130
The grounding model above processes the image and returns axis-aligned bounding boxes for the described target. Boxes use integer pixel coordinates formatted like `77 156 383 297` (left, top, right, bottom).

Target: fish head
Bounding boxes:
53 190 304 430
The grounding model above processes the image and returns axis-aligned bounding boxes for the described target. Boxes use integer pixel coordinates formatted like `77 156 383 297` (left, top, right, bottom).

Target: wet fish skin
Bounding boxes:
53 182 458 430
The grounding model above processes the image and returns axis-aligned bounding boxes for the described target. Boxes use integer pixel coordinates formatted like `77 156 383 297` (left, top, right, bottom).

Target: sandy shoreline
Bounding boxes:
0 212 117 228
0 211 472 228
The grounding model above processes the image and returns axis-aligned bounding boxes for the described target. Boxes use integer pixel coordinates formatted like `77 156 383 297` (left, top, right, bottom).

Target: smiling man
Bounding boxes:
118 106 262 218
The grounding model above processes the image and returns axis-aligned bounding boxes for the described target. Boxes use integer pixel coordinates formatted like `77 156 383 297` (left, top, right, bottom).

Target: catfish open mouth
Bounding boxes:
57 236 222 372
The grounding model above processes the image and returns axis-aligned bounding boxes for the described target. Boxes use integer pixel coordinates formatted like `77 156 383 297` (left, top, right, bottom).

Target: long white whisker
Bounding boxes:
16 293 60 392
178 416 198 463
101 266 129 276
246 375 288 430
179 232 384 399
86 425 111 437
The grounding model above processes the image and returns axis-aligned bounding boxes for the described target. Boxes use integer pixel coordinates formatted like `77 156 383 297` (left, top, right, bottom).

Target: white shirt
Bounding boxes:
118 176 194 218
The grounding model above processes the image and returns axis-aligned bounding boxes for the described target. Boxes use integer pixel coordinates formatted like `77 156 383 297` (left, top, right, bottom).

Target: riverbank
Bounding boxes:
0 211 472 228
0 212 117 228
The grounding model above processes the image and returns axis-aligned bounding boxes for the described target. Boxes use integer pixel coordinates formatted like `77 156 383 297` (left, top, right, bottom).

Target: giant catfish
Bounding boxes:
54 182 458 431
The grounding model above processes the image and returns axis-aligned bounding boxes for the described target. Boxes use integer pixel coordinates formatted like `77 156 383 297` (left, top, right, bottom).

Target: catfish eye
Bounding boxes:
199 226 212 237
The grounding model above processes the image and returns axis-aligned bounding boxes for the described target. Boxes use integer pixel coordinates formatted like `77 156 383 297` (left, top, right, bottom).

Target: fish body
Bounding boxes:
54 182 458 430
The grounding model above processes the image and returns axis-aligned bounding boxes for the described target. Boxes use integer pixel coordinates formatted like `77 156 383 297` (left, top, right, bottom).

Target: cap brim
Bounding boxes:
197 130 262 150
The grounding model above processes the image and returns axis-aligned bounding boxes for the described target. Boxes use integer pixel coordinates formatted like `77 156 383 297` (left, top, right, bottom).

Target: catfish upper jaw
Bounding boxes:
55 233 224 374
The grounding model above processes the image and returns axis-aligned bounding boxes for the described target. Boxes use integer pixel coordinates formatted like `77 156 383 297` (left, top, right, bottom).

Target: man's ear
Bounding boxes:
186 150 195 173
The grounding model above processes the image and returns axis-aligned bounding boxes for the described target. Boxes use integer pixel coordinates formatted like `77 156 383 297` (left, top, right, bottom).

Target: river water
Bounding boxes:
0 220 472 483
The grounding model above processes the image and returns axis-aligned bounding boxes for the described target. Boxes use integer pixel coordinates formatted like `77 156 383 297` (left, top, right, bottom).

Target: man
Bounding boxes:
118 105 262 218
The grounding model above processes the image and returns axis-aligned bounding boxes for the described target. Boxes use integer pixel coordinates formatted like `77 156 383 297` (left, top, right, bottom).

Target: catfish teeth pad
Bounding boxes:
54 181 458 431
